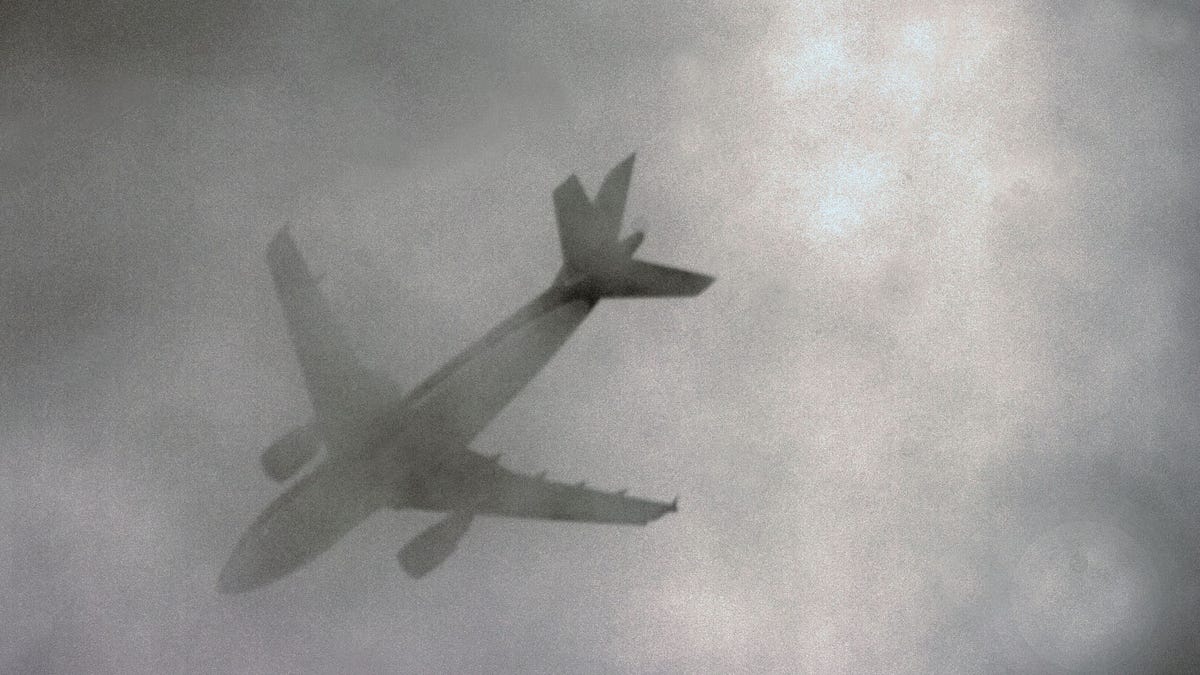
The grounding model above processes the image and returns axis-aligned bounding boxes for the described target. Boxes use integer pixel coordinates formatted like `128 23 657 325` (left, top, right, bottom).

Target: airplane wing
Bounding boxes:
474 464 677 525
266 228 402 451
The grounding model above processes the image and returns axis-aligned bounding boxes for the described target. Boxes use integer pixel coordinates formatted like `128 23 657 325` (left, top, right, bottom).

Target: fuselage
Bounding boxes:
361 277 596 470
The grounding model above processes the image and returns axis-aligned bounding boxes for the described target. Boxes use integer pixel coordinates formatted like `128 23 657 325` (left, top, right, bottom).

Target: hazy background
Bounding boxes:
3 1 1199 672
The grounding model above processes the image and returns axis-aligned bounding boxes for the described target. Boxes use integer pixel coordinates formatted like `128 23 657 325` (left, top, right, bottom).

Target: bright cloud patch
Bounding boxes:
779 34 860 93
903 20 938 58
878 64 929 114
813 151 897 234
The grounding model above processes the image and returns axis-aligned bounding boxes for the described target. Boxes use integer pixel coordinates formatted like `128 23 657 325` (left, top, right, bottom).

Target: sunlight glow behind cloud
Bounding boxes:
814 150 897 234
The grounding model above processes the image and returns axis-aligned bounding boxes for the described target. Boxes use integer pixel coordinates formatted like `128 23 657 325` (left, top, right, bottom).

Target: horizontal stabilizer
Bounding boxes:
619 230 644 257
592 260 714 298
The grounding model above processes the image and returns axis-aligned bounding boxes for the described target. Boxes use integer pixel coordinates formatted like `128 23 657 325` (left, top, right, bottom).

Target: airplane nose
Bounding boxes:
217 538 278 594
217 558 257 594
216 462 386 594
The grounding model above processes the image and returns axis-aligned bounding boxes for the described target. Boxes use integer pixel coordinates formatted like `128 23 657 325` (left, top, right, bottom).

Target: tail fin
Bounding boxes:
554 154 636 271
592 260 713 297
552 154 714 299
553 174 599 269
593 154 635 236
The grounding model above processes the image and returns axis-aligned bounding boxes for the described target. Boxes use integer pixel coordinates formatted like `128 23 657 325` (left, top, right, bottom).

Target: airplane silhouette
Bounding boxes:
218 154 714 592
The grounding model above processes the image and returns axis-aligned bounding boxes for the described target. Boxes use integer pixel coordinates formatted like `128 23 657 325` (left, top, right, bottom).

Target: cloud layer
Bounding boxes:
3 1 1199 672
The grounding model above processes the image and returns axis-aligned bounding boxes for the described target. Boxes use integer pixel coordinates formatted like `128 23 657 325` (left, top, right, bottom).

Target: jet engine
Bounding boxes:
398 511 474 578
261 424 320 482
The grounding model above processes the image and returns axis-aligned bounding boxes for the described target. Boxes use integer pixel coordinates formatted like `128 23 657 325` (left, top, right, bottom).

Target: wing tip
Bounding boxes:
689 273 716 296
642 496 678 524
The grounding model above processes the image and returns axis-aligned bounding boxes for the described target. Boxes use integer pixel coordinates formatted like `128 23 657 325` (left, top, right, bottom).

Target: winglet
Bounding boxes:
669 497 678 512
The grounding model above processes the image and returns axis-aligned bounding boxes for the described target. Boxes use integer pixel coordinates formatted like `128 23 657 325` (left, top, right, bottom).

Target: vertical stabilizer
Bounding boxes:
593 153 635 242
552 175 599 270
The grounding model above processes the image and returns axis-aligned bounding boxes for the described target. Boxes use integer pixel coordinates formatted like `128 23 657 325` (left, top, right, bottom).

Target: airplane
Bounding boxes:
217 154 714 593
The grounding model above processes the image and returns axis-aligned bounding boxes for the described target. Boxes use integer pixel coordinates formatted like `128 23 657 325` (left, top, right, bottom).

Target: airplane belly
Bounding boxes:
409 298 592 444
218 461 387 593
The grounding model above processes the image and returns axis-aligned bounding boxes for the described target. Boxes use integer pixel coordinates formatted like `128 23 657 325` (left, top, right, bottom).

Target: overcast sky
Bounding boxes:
3 1 1200 672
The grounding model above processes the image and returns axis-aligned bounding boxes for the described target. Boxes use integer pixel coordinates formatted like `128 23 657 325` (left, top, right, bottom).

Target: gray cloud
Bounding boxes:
4 0 1200 672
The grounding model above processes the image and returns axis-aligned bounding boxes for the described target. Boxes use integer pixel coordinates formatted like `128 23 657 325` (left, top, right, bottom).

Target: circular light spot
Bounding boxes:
1010 521 1161 671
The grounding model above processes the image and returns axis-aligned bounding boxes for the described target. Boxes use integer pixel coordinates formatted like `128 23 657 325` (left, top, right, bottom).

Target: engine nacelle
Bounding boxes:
261 423 320 482
398 511 473 578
